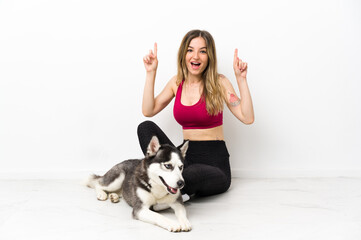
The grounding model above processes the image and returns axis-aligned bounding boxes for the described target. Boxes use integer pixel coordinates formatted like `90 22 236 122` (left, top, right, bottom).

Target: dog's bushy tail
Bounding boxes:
83 174 101 188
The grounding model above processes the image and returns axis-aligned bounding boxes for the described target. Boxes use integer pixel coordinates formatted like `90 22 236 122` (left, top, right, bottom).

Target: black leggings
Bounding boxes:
137 121 231 197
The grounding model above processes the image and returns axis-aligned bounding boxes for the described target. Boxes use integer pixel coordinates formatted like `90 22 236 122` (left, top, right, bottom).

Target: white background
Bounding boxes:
0 0 360 178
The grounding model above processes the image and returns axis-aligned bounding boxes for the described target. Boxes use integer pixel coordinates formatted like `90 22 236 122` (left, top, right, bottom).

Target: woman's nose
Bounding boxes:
192 51 199 59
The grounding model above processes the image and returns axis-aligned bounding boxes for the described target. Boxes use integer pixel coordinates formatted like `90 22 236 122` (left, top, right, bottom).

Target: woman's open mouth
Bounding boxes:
159 176 178 194
191 62 201 70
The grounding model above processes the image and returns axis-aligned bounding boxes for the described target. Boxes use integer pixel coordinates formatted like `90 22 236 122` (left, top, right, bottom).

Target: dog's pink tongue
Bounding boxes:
170 187 178 194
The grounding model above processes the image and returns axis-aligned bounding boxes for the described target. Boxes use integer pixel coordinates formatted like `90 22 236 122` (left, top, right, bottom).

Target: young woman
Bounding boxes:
138 29 254 199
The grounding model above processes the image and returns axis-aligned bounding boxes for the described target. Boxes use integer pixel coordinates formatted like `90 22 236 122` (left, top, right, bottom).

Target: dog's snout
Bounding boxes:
177 180 185 188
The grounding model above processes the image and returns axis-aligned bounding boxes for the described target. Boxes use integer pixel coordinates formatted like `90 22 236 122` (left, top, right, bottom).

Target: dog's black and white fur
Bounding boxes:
85 136 191 232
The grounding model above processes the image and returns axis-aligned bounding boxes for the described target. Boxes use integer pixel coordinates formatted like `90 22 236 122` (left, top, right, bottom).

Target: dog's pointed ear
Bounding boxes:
146 136 161 157
179 141 189 158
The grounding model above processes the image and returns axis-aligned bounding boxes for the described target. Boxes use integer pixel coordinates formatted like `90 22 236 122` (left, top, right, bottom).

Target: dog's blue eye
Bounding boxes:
164 164 172 169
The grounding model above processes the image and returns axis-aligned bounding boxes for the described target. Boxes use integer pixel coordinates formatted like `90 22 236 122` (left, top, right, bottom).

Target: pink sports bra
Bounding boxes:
173 80 223 130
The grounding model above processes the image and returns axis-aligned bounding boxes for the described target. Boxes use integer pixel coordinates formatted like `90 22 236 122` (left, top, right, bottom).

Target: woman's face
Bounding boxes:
185 37 209 77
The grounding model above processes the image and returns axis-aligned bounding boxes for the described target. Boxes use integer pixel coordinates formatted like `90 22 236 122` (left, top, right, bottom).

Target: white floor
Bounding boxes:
0 178 360 240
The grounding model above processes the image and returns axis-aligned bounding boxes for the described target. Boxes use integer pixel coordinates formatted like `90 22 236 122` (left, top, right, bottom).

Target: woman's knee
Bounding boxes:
137 120 156 133
198 175 231 197
182 164 231 196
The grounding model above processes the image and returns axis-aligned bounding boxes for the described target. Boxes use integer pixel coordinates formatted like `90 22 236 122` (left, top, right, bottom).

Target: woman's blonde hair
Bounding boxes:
177 29 225 116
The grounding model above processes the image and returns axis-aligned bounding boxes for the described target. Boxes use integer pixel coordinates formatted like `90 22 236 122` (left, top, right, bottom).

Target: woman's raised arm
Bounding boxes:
142 43 175 117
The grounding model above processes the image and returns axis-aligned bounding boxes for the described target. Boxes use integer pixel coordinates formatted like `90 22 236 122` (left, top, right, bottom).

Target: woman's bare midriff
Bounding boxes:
182 125 224 141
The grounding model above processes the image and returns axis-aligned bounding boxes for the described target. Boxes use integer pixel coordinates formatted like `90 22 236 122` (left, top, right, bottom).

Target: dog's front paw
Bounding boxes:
97 191 108 201
165 221 182 232
109 193 120 203
179 219 192 232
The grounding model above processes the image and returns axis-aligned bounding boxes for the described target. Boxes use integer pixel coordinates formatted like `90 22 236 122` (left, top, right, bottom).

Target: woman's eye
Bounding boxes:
187 49 192 52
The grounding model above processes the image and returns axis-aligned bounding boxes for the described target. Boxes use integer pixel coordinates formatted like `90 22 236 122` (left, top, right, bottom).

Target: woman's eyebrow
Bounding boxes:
188 46 207 49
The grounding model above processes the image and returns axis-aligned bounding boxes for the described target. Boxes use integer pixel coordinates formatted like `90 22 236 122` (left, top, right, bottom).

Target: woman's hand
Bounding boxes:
233 48 248 79
143 43 158 73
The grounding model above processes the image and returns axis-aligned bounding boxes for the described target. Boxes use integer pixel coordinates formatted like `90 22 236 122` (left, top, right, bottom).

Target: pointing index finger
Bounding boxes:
154 42 157 57
234 48 238 60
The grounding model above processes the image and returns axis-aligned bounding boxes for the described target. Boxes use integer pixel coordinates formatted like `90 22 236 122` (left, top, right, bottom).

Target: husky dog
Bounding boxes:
85 136 191 232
